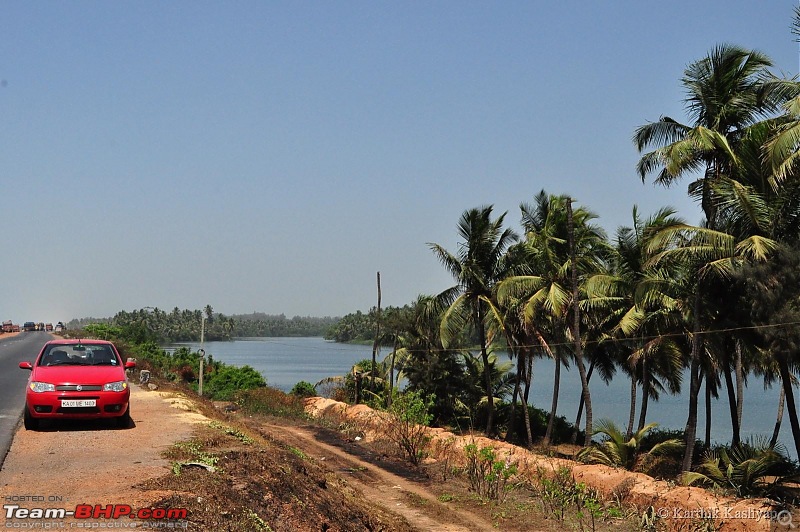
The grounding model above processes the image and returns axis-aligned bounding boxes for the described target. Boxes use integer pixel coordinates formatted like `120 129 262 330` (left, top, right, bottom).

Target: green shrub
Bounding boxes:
383 390 434 465
463 443 517 503
290 381 317 397
203 365 266 400
681 437 799 498
577 420 683 470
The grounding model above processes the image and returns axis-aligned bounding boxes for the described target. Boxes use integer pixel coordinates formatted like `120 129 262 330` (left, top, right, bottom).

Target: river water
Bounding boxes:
174 337 793 456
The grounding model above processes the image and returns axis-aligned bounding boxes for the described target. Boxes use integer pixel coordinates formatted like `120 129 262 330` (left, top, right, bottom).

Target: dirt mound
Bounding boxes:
138 425 415 531
304 397 783 531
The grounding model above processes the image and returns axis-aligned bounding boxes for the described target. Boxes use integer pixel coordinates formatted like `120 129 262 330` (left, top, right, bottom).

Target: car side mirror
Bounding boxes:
125 359 136 369
19 362 32 370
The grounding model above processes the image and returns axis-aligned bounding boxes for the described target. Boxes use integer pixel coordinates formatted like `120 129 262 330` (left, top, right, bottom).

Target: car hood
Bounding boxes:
31 365 127 385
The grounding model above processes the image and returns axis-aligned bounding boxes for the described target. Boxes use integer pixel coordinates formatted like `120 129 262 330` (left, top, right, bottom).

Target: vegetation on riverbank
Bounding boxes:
315 16 800 505
68 307 336 343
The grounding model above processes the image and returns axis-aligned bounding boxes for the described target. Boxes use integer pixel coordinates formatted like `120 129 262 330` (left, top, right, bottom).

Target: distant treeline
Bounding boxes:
67 306 338 343
233 312 337 338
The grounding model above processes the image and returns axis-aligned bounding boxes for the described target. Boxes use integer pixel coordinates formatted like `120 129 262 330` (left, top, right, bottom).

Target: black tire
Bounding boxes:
23 405 39 430
116 405 131 428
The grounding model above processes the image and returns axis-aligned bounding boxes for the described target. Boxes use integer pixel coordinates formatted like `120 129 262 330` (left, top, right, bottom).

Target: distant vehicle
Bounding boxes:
11 324 20 332
55 322 65 332
2 320 12 333
23 322 36 332
18 339 136 430
45 323 53 332
37 322 45 331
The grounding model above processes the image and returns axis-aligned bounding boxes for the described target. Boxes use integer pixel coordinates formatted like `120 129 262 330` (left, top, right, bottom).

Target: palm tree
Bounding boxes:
735 245 800 459
429 206 517 435
635 44 786 228
498 192 608 445
586 207 687 439
635 44 792 472
648 221 777 471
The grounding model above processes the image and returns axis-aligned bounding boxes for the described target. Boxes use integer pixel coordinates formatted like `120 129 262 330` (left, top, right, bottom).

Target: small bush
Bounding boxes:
533 465 622 528
383 390 434 465
203 365 266 401
290 381 317 397
464 443 517 503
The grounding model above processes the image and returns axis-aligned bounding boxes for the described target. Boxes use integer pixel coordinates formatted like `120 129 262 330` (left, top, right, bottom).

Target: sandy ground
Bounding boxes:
0 386 207 525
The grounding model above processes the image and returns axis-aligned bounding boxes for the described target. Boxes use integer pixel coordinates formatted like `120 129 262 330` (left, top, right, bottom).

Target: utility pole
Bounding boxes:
371 272 381 394
198 316 205 397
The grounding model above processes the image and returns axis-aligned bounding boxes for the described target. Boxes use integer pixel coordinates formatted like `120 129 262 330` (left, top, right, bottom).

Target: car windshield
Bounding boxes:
39 345 119 367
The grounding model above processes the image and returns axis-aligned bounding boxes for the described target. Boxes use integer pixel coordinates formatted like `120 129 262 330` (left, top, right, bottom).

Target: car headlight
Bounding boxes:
103 381 128 392
29 382 55 393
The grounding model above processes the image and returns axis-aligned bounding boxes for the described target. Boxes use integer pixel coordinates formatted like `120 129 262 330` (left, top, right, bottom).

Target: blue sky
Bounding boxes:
1 1 798 323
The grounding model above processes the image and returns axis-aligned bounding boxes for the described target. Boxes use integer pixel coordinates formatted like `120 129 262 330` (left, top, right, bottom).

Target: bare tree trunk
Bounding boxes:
388 333 398 407
354 371 362 405
371 272 381 395
770 385 785 449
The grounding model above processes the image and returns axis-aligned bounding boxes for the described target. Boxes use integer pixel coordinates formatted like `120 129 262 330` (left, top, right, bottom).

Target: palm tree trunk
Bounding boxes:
704 375 712 448
735 341 744 444
723 352 740 447
572 361 595 444
506 348 523 443
682 292 703 472
637 358 651 432
627 370 637 439
777 354 800 459
770 385 785 449
523 349 534 448
477 308 494 435
544 356 560 446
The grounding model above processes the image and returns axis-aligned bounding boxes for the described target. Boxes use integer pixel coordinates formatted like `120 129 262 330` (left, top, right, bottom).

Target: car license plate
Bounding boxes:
61 399 96 408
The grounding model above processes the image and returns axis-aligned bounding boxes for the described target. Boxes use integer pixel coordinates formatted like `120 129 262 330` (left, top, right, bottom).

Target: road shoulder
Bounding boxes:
0 385 207 516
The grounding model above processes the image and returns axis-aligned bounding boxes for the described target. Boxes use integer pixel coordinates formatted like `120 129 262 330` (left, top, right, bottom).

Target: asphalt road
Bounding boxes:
0 331 52 467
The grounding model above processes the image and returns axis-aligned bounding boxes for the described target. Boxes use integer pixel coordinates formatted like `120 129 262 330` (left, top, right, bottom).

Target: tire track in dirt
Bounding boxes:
257 422 498 532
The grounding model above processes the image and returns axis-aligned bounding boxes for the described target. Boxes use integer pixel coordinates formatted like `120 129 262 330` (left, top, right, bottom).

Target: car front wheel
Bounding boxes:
116 405 131 428
23 405 38 430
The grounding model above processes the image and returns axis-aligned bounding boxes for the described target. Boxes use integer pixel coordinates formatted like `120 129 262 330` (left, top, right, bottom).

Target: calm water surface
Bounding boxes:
175 337 793 457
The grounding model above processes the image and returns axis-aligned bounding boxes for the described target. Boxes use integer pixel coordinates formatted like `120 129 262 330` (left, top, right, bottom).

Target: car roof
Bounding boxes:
44 339 115 346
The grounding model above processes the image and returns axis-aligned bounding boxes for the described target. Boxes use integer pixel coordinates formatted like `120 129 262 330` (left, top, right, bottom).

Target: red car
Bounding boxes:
19 339 136 429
